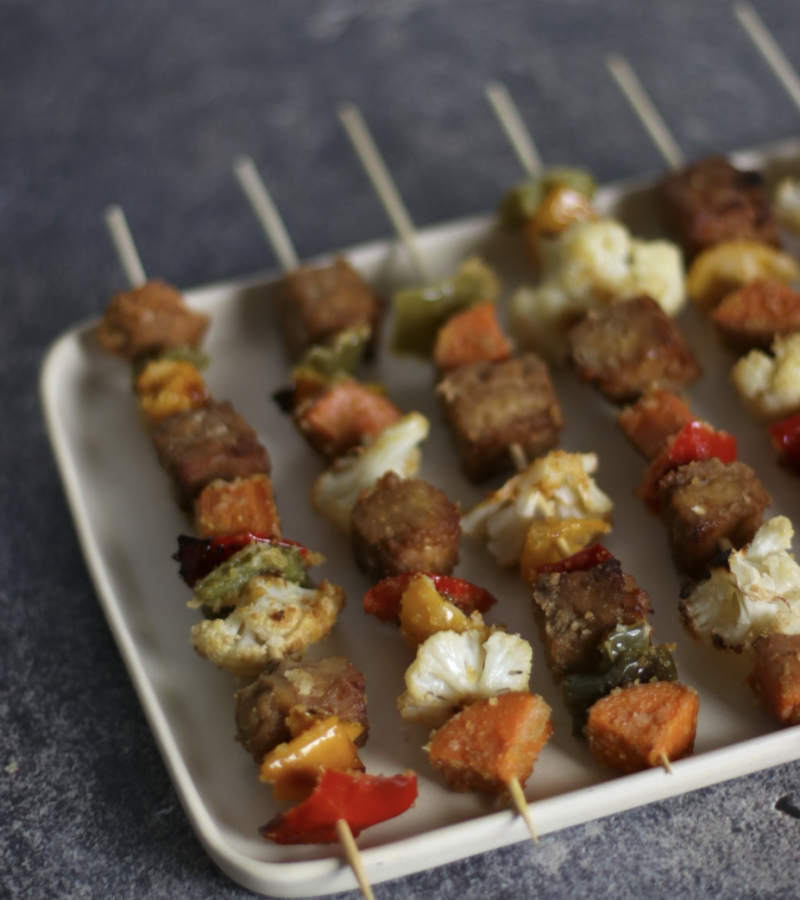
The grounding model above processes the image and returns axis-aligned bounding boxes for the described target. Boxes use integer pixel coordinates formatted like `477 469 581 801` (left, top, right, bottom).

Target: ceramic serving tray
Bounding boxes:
41 135 800 897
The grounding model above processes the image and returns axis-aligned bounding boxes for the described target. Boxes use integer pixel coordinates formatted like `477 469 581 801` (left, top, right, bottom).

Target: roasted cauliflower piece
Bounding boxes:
398 629 533 728
191 575 346 676
509 219 685 362
773 176 800 233
461 450 613 567
679 516 800 652
311 412 429 532
731 332 800 421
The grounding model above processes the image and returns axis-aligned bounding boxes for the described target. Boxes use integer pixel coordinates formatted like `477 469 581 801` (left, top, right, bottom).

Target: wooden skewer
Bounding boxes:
506 776 539 844
735 2 800 114
660 753 674 775
338 102 431 284
606 54 685 172
336 819 376 900
233 155 300 273
104 205 148 288
485 81 545 178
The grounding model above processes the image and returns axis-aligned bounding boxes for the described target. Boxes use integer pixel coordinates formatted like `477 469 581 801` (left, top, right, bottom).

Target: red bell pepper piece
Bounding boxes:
174 532 311 587
637 420 738 514
260 769 418 845
535 543 614 575
364 572 497 622
768 412 800 468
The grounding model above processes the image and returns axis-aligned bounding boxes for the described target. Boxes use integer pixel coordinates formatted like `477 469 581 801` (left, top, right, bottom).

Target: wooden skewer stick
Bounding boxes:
233 155 300 273
485 81 545 179
606 54 685 172
336 819 376 900
735 2 800 114
338 102 431 284
507 776 539 844
104 205 148 288
660 753 674 775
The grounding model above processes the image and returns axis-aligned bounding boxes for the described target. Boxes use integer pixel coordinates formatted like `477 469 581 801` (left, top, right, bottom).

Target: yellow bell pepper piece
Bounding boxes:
259 715 365 802
135 358 208 425
398 573 487 649
525 184 597 262
520 517 612 586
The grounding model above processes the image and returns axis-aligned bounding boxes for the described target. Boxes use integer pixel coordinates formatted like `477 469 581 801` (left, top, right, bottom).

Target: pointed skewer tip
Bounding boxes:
336 819 376 900
507 777 539 844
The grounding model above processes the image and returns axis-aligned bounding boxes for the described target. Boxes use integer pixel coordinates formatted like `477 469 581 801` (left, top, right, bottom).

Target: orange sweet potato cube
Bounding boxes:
426 692 553 793
433 302 513 374
295 381 403 460
195 474 282 538
585 681 699 774
750 633 800 726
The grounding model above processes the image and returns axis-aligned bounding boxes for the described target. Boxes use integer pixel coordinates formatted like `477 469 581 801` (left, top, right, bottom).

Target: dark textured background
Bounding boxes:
3 1 800 898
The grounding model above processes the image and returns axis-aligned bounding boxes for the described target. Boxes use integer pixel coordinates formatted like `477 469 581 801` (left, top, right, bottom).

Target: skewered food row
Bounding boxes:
96 269 419 853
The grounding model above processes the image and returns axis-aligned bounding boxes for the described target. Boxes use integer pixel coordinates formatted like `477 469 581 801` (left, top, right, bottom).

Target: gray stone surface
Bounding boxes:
3 0 800 897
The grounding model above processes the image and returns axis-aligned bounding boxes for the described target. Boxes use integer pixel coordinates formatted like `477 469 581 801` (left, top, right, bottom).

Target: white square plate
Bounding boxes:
41 136 800 897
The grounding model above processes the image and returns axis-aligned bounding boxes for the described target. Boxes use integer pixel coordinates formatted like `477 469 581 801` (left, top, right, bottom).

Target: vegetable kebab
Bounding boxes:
99 207 418 898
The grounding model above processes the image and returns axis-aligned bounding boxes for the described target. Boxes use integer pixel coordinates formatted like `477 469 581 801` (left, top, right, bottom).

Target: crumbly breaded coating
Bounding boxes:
97 278 210 361
711 278 800 353
617 390 695 460
567 295 701 405
234 657 368 763
657 458 771 578
750 633 800 726
351 472 461 580
195 474 282 539
437 354 563 483
531 558 652 681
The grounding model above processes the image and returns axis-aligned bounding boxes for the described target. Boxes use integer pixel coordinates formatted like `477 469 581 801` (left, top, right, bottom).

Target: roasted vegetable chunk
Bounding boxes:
195 475 282 539
711 278 800 352
280 256 382 360
97 278 210 361
567 295 700 405
657 156 780 259
427 692 553 793
433 301 513 374
152 400 271 511
658 458 771 577
617 390 695 461
351 472 460 580
750 633 800 726
531 557 652 681
234 657 369 764
294 381 403 460
437 354 563 483
585 681 700 773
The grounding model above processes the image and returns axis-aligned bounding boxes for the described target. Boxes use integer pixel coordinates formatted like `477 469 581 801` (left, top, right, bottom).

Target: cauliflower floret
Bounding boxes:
774 176 800 232
461 450 613 567
679 516 800 652
398 629 533 727
510 220 686 362
625 239 685 317
731 332 800 421
311 412 429 532
191 575 346 676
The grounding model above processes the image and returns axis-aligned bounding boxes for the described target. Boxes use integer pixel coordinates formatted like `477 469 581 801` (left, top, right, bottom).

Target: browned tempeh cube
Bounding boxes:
617 390 695 461
750 633 800 726
585 682 700 774
234 657 369 764
351 472 461 580
711 278 800 352
657 458 771 577
657 155 780 259
279 256 383 360
531 558 652 681
567 296 701 405
427 692 553 793
152 400 271 511
437 354 564 483
194 474 282 539
97 279 210 361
